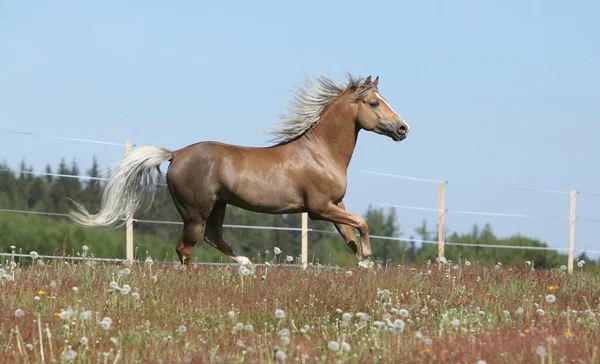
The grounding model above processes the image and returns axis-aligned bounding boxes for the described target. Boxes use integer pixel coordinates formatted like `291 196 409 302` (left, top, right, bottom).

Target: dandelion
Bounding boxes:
238 266 251 276
237 339 245 348
109 281 119 289
577 260 585 268
110 337 117 344
80 311 92 321
341 342 351 352
145 257 154 266
411 267 417 271
451 318 460 328
424 338 432 346
564 330 573 338
545 294 556 303
72 287 79 293
536 345 547 357
99 317 112 330
61 350 77 361
549 285 559 291
244 324 254 332
178 325 187 333
60 308 73 320
30 251 39 259
377 289 391 299
119 268 131 276
465 261 471 267
80 337 88 346
275 349 286 361
536 309 545 316
132 292 140 299
275 309 285 319
151 276 158 283
273 247 282 255
286 255 293 262
25 343 33 351
393 319 406 333
34 296 40 302
328 341 340 352
436 256 447 264
342 313 352 321
278 328 291 337
345 271 353 278
228 311 236 318
399 309 409 318
300 325 310 334
120 285 131 295
50 280 57 287
560 265 567 271
503 310 510 317
82 245 89 252
516 307 524 315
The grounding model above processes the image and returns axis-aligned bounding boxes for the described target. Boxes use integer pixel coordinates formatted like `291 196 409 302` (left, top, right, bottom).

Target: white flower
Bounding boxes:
120 285 131 295
61 350 77 361
30 251 39 259
72 287 79 293
34 296 40 302
465 261 471 267
377 289 391 299
393 319 405 333
14 309 24 318
60 308 73 320
234 323 244 331
228 311 236 318
278 328 290 337
273 247 282 255
451 318 460 327
577 260 585 268
178 325 187 333
10 245 16 250
503 310 510 317
328 341 340 352
275 309 285 319
546 294 556 303
516 307 524 315
80 337 88 346
275 350 286 361
238 266 251 276
536 309 545 316
132 292 140 299
436 256 447 264
99 317 112 330
50 280 57 287
341 342 351 352
119 268 131 276
145 257 154 266
560 265 567 271
536 345 547 357
80 311 92 320
342 313 352 321
82 245 89 252
399 309 409 318
151 276 158 283
244 324 253 332
109 281 119 289
286 255 293 262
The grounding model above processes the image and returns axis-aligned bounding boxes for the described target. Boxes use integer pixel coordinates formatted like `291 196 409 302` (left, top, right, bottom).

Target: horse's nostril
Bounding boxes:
398 125 408 134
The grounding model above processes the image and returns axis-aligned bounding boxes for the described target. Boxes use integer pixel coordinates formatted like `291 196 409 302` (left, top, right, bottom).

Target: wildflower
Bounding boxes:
549 285 559 291
244 324 254 332
465 260 472 266
274 309 285 319
50 280 57 287
80 337 88 346
30 251 39 259
60 308 74 320
228 311 236 318
119 268 131 276
436 256 447 264
25 343 33 351
545 294 556 303
10 245 16 250
80 311 92 321
275 349 286 361
34 296 40 302
109 282 119 289
145 257 153 265
516 307 524 315
72 287 79 293
38 290 46 295
377 289 391 299
373 321 384 329
178 325 187 333
286 255 293 262
564 330 573 338
411 267 417 271
399 309 409 318
345 271 353 278
414 331 423 340
110 337 117 344
132 292 140 299
151 276 157 283
61 350 77 361
99 317 112 330
559 265 567 271
341 342 351 352
536 345 547 357
237 339 245 347
278 328 290 337
424 338 432 346
547 336 557 345
577 260 585 268
82 245 89 252
503 310 510 317
342 313 352 321
356 312 369 321
536 309 545 316
273 247 282 255
451 318 460 328
238 266 251 276
328 341 340 352
524 328 531 334
393 319 406 333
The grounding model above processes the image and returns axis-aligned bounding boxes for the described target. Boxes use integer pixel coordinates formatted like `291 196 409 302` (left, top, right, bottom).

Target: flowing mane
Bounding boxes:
264 72 378 145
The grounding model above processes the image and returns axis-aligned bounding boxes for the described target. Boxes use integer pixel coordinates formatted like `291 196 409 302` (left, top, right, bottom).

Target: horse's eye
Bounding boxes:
369 101 380 108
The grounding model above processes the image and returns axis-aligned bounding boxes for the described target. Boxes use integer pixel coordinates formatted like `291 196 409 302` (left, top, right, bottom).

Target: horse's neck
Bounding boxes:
305 97 359 169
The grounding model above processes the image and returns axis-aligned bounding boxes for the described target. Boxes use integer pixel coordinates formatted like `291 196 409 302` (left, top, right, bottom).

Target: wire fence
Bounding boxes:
2 128 600 269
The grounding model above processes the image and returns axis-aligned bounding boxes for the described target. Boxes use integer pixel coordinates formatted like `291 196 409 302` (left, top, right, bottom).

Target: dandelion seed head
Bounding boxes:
286 255 293 262
399 309 409 318
275 309 285 319
345 271 353 278
80 337 88 346
273 247 282 255
30 251 39 259
178 325 187 333
342 313 352 321
61 350 77 361
328 341 340 352
82 245 89 252
536 345 547 357
275 350 286 361
25 343 33 351
545 294 556 303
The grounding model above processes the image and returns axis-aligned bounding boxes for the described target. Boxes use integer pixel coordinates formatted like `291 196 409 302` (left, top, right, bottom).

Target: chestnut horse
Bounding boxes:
68 73 410 268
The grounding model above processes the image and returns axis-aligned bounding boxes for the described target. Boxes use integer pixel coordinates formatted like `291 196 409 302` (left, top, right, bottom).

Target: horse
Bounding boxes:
68 73 410 269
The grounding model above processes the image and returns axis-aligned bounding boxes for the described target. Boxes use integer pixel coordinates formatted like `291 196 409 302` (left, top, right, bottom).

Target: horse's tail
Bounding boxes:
68 145 173 228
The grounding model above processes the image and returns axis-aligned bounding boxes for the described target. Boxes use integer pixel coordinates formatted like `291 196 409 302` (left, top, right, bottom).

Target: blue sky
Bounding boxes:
1 0 599 259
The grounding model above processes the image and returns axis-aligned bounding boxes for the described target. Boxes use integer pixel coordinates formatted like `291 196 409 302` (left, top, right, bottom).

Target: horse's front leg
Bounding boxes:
309 202 373 269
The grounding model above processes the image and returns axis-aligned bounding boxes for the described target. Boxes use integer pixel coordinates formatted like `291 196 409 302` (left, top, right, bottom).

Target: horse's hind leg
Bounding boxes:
175 220 204 267
204 202 252 266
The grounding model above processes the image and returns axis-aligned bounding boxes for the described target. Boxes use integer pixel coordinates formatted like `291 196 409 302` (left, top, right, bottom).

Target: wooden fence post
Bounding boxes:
125 140 134 262
567 189 577 274
301 212 308 269
438 181 445 258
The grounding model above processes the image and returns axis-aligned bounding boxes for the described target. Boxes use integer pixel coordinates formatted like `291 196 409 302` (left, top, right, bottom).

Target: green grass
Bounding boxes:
1 254 599 363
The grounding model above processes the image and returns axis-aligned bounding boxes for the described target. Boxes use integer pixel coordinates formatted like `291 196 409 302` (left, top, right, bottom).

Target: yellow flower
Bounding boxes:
524 328 531 334
420 349 430 355
54 312 61 317
564 330 573 338
38 290 46 295
411 268 417 272
441 349 448 355
549 285 559 291
508 268 513 271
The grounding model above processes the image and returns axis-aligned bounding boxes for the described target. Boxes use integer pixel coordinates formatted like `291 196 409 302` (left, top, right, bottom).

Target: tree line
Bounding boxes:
0 156 597 270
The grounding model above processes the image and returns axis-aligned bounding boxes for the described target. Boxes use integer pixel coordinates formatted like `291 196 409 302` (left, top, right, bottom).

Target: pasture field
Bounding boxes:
1 253 599 363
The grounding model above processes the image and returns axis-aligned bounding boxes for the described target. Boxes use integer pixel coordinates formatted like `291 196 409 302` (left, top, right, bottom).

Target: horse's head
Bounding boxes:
354 76 410 142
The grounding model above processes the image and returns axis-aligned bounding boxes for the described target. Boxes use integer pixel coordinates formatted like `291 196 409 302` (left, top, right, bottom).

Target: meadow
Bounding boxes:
1 248 599 363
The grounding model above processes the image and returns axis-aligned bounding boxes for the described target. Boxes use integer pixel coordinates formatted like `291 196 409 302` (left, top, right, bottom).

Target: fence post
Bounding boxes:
301 212 308 269
125 140 134 262
567 189 577 274
438 181 445 258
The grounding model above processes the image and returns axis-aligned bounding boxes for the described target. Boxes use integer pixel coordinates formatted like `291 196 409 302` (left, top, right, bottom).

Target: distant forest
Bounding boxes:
1 156 597 270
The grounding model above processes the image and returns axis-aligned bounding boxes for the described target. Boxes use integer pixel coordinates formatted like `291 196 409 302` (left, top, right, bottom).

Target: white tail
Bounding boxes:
68 145 173 228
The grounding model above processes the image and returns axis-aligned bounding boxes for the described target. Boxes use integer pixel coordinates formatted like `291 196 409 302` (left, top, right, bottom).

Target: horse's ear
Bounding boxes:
364 75 372 85
373 76 379 87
